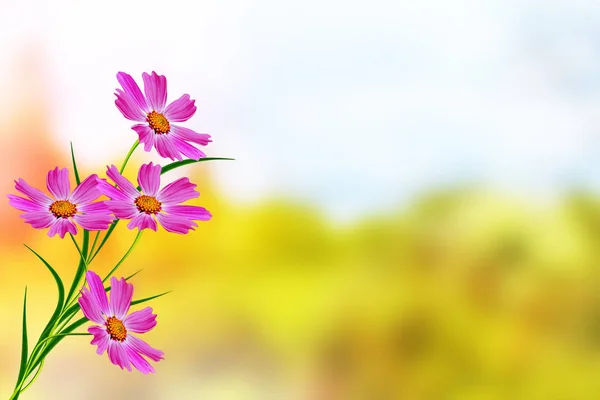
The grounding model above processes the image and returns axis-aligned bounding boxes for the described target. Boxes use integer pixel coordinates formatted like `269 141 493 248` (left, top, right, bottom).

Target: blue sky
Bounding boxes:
3 0 600 221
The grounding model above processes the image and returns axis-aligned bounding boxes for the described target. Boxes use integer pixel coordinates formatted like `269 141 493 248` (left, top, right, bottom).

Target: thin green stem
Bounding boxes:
120 139 139 174
69 233 86 266
87 230 101 263
103 230 144 283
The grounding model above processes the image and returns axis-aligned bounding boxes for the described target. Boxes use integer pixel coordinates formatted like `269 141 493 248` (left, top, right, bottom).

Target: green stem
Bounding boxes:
102 230 144 283
87 231 101 263
120 139 139 174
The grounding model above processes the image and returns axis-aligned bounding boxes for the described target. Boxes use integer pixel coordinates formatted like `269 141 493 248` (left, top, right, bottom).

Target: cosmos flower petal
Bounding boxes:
78 288 106 324
78 201 111 214
137 162 162 196
115 89 147 122
105 200 139 219
170 125 212 146
109 276 134 319
169 134 206 160
7 195 47 212
123 341 155 374
14 178 53 206
156 177 199 204
126 335 165 362
46 167 71 199
108 340 132 371
164 94 196 122
142 71 168 112
96 179 132 201
132 124 155 152
155 212 198 234
48 218 77 238
123 307 157 333
105 165 141 199
88 325 110 355
127 213 158 231
70 174 101 204
20 211 55 229
116 72 149 113
85 271 110 316
73 213 114 231
163 204 212 221
154 134 183 161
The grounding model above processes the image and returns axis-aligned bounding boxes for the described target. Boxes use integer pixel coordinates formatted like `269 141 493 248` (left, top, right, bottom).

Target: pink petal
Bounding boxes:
127 213 158 231
78 201 110 214
170 134 206 160
142 71 167 112
116 72 149 113
137 162 162 196
170 125 212 146
48 218 77 238
163 204 211 221
115 89 146 122
108 340 132 371
154 134 182 161
123 307 157 333
73 213 114 231
7 195 47 212
156 177 199 204
155 212 198 234
14 178 53 206
85 271 110 315
96 179 132 201
88 325 110 355
132 124 155 152
79 288 105 324
46 167 71 199
105 200 139 219
21 211 55 229
126 335 164 362
70 174 101 205
123 341 154 373
164 94 196 122
105 165 140 199
109 276 133 319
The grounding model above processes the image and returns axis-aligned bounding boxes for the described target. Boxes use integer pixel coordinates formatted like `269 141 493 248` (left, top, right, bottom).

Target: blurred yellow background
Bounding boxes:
4 0 600 399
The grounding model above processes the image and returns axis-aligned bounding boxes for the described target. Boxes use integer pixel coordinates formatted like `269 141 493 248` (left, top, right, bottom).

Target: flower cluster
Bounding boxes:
6 71 227 397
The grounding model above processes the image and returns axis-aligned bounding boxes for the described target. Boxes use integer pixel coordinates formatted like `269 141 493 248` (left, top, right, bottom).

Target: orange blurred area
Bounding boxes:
3 38 600 400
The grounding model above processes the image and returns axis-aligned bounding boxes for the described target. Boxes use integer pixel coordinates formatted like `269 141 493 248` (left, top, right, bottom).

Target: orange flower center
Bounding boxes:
147 111 170 134
49 200 77 218
106 316 127 342
135 195 162 214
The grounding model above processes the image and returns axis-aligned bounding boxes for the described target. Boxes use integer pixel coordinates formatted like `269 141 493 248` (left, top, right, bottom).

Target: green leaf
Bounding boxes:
24 246 65 341
160 157 234 175
87 220 119 264
64 229 90 304
130 290 172 306
15 288 28 388
70 142 81 185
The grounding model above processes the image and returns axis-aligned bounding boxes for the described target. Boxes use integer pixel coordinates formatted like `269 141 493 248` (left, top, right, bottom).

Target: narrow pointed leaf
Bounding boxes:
70 142 81 185
16 287 28 387
160 157 234 175
24 246 65 340
131 290 172 306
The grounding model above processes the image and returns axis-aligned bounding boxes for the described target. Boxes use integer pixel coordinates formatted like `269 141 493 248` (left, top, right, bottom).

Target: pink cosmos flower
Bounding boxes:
97 162 212 234
115 71 212 161
7 168 114 238
78 271 164 374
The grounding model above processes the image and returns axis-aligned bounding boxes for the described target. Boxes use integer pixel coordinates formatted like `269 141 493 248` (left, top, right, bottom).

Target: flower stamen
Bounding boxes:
49 200 77 218
147 111 170 134
135 195 162 214
106 316 127 342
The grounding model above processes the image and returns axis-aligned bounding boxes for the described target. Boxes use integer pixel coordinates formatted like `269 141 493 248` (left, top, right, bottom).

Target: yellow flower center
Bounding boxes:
105 316 127 342
49 200 77 218
147 111 170 134
135 195 162 214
